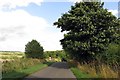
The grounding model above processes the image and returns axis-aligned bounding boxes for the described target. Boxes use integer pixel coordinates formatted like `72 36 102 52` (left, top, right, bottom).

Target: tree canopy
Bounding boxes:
54 2 120 61
25 39 44 58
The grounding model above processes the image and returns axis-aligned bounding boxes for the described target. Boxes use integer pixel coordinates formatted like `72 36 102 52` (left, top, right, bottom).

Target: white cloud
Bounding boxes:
68 0 119 2
0 0 43 9
0 9 63 51
102 0 119 2
69 0 82 2
108 10 118 17
68 0 102 2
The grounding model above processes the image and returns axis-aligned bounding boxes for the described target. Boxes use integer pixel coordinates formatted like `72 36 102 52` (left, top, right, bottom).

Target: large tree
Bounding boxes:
25 39 44 58
54 2 120 61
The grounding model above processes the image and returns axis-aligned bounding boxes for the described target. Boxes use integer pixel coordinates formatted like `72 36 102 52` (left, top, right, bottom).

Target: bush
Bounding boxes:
96 43 120 65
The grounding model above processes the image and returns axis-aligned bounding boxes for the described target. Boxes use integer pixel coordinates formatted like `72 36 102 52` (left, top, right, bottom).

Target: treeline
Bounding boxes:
44 50 67 59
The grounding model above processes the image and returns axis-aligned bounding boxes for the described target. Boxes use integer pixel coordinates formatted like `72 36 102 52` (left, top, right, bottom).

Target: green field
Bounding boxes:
0 51 25 61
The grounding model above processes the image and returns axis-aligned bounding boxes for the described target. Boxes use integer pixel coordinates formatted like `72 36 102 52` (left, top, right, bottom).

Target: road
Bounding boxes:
24 62 76 80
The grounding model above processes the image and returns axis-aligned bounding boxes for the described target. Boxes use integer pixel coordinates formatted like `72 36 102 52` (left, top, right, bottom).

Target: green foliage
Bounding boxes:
44 50 67 59
54 2 120 61
100 43 120 65
25 40 44 58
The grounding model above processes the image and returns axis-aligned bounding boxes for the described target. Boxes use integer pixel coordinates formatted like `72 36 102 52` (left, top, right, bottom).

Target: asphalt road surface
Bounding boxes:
24 62 76 80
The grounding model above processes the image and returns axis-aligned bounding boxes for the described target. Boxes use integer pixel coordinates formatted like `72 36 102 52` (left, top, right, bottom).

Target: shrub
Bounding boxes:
96 43 120 65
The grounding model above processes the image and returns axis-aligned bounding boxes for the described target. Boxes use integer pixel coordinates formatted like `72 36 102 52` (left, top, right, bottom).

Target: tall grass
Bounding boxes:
2 58 42 74
69 60 119 78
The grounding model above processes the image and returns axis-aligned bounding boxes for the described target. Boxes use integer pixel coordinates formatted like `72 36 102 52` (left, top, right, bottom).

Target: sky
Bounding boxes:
0 0 119 52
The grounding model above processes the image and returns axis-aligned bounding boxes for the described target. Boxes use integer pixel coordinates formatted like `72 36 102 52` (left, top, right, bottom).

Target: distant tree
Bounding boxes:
25 39 44 58
54 2 120 61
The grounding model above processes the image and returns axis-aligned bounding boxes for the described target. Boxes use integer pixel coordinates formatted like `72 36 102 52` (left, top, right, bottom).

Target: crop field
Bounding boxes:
0 51 25 62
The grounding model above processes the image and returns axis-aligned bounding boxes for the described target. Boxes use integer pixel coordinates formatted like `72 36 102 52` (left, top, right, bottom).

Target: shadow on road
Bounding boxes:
50 62 69 69
23 62 77 80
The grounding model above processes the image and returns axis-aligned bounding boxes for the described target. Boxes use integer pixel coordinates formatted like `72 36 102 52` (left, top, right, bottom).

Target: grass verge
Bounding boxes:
71 67 91 80
2 62 52 80
69 60 96 79
69 60 119 79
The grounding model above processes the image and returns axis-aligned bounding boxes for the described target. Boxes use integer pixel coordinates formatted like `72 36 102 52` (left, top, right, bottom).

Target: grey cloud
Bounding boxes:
0 36 7 41
0 26 25 41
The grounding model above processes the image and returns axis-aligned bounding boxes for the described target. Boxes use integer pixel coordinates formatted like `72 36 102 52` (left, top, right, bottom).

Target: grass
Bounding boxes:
77 62 119 78
2 62 53 80
71 67 91 79
2 57 55 80
2 58 42 73
69 60 92 79
69 60 119 79
2 62 54 80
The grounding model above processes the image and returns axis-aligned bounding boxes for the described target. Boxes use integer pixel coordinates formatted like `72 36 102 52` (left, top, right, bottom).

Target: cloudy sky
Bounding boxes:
0 0 119 51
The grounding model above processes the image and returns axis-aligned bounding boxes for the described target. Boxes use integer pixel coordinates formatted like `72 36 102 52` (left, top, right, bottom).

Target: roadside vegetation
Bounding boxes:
2 56 54 80
1 49 66 79
2 58 42 74
71 67 91 79
69 59 119 78
1 39 55 80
